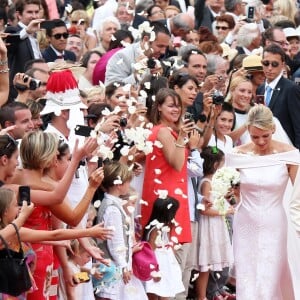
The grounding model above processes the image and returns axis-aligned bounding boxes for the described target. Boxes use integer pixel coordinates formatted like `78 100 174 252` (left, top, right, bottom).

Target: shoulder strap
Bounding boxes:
0 234 12 258
10 223 24 255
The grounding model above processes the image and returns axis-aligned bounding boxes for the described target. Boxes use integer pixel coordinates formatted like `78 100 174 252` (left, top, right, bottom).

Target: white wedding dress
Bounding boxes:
227 150 300 300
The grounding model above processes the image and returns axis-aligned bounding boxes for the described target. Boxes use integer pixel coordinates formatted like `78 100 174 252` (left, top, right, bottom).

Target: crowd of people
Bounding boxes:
1 0 300 299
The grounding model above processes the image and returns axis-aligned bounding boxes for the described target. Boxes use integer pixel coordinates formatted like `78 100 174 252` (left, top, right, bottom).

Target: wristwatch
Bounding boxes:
190 149 198 153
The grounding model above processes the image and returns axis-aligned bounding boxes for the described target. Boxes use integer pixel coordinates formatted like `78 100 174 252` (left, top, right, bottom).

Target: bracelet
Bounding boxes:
175 142 185 148
0 68 9 74
207 125 214 129
0 60 7 66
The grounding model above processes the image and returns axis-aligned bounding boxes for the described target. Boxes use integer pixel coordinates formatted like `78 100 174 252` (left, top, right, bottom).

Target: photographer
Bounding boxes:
13 69 48 103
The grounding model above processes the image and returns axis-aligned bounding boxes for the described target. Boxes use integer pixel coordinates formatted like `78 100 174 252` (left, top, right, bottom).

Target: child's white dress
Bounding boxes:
145 227 185 297
198 178 233 272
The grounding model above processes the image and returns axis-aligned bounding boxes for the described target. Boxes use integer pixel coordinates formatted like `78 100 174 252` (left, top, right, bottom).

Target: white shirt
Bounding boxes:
18 21 42 59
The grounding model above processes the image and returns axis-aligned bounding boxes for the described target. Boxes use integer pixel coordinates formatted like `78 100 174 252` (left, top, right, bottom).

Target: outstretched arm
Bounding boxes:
0 34 9 107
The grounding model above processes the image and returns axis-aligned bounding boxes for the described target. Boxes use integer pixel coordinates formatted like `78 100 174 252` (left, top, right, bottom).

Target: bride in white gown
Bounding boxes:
226 105 300 299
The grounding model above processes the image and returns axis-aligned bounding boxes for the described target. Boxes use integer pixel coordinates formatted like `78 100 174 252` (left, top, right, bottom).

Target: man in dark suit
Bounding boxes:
194 0 224 31
42 19 76 63
5 0 43 100
257 44 300 149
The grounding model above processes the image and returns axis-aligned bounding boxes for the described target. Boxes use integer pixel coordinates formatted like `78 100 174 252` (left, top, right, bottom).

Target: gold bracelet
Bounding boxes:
175 142 185 148
0 60 8 66
0 68 9 74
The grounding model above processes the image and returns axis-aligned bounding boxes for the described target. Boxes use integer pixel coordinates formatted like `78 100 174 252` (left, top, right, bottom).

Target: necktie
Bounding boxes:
265 86 272 106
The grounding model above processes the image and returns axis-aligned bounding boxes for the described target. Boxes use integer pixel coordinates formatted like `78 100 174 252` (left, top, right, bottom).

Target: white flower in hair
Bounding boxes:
113 176 123 185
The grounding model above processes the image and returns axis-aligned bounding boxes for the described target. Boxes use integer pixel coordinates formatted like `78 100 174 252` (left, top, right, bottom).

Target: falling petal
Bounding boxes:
175 226 182 235
154 169 161 175
154 178 162 184
94 200 101 208
191 273 199 282
174 188 183 195
171 236 178 244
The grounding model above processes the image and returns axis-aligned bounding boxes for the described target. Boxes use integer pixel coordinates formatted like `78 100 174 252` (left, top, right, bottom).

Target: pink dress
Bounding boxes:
24 206 54 300
142 124 192 244
227 150 300 300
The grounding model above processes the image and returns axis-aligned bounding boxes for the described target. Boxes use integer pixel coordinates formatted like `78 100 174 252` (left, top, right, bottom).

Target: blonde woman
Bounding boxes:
227 104 300 299
70 10 97 52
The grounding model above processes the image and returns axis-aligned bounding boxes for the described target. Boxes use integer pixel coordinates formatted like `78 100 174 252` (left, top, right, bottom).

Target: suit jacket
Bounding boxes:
257 76 300 149
195 0 214 31
132 14 147 29
235 46 246 55
5 25 35 100
42 46 76 63
105 42 141 85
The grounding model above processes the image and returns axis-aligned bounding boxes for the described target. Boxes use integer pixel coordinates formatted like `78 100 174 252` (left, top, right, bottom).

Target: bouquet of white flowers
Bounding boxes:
211 167 240 215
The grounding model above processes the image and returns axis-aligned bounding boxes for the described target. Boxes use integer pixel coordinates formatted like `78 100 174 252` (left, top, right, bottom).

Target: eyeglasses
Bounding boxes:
270 39 289 47
71 20 85 25
216 26 229 30
0 135 18 156
52 32 69 40
261 60 280 67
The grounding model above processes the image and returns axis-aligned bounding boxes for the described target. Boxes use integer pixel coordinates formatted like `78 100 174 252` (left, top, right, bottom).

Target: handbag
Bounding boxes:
132 241 159 281
0 222 32 296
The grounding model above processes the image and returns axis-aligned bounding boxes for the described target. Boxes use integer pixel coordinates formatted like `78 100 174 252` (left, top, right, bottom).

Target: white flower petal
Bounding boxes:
94 200 101 208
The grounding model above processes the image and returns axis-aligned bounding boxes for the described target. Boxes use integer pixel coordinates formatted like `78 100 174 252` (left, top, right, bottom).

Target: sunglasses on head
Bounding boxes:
216 26 229 30
261 60 280 68
52 32 69 40
0 135 18 156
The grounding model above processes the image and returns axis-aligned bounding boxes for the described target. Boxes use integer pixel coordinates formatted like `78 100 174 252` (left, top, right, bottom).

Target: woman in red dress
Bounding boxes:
142 88 195 244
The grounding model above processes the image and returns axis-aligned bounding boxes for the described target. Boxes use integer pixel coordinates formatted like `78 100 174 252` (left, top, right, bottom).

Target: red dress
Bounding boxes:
141 125 192 243
24 206 54 300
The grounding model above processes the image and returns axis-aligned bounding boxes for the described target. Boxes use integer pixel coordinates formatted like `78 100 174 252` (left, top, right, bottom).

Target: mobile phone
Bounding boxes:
183 112 194 123
3 33 21 44
74 125 92 137
73 272 90 283
97 157 103 168
247 6 255 19
255 95 265 105
18 186 30 206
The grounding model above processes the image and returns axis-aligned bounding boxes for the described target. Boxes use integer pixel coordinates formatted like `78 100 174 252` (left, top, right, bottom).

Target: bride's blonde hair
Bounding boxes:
247 105 275 131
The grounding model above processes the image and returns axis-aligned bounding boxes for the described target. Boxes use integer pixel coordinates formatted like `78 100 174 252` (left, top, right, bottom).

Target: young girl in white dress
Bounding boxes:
143 196 185 300
195 147 234 300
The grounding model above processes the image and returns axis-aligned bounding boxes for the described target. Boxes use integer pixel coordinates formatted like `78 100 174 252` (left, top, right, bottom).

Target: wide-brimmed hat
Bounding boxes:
242 54 263 72
41 69 87 116
283 27 300 40
220 43 238 62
